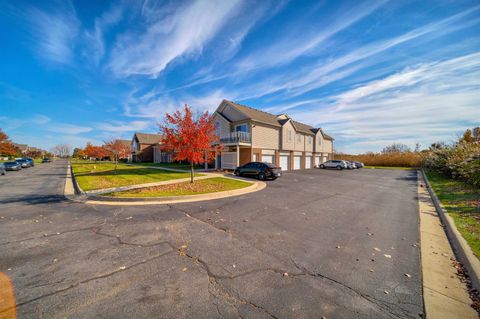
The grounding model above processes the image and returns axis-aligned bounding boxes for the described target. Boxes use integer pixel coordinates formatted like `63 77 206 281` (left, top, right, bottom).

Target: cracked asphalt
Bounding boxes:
0 159 424 318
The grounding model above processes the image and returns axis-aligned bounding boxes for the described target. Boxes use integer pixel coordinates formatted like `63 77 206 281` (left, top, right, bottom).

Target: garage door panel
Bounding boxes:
262 155 274 164
294 156 301 170
305 156 312 169
280 156 289 171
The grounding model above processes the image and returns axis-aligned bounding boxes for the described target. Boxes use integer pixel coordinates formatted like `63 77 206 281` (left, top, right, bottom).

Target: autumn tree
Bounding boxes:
0 129 17 157
103 139 131 174
84 142 106 160
160 104 220 183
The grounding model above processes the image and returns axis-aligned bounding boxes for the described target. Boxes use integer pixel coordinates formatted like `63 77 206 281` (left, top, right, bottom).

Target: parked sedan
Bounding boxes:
234 162 281 180
0 163 5 175
42 158 52 163
352 161 364 168
346 161 357 169
15 159 31 168
319 160 348 170
25 158 35 167
4 161 22 171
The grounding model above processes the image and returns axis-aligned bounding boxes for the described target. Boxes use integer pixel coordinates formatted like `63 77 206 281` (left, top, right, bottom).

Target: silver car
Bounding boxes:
319 160 348 170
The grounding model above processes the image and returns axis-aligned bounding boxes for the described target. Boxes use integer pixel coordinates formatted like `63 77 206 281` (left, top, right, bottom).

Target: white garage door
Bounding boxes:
262 155 274 164
293 156 301 170
314 156 320 166
322 155 328 163
305 156 312 169
221 152 237 169
280 155 289 171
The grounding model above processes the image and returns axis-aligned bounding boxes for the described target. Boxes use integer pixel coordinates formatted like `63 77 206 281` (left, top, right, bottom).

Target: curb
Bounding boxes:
84 180 266 206
421 169 480 292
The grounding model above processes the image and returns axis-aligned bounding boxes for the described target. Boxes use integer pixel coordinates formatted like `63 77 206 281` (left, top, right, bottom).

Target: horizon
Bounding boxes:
1 0 479 154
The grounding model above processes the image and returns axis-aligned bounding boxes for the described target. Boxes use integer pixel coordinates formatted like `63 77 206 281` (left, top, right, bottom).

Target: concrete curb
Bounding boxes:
126 163 214 173
84 179 266 206
84 173 222 196
421 169 480 292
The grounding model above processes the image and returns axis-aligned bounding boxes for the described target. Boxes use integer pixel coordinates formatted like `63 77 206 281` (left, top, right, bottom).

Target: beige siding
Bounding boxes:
322 139 333 153
281 121 295 151
294 133 305 151
252 124 280 149
221 103 248 122
305 135 314 152
213 113 231 137
314 132 323 153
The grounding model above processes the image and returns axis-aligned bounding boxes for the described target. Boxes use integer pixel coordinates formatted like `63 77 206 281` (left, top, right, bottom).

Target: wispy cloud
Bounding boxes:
46 123 92 135
109 0 242 78
289 52 480 153
97 120 152 132
26 1 80 64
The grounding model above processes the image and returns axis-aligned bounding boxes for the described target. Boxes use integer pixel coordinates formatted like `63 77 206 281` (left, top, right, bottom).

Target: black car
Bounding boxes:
4 161 21 171
234 162 281 180
42 158 52 163
15 159 30 168
0 163 5 175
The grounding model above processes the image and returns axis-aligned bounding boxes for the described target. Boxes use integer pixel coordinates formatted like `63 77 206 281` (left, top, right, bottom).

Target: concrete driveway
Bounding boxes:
0 160 423 318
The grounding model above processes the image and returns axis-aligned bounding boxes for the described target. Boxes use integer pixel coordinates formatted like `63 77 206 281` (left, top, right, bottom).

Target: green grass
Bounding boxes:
365 166 415 170
106 177 251 198
134 162 205 170
426 171 480 259
71 160 202 191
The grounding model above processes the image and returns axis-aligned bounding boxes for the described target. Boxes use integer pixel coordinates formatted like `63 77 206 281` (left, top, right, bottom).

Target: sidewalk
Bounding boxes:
417 171 477 318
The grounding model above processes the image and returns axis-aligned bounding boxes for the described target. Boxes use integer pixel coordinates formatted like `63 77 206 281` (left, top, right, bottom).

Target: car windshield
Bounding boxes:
265 163 276 168
5 162 17 165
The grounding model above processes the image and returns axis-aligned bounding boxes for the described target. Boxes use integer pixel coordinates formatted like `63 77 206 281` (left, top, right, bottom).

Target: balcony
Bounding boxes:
219 131 252 145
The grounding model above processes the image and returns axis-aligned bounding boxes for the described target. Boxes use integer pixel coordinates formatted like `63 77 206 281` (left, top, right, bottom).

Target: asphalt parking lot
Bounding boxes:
0 160 423 318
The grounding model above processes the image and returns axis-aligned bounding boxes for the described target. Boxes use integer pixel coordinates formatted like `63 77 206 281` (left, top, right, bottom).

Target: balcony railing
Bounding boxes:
219 131 252 144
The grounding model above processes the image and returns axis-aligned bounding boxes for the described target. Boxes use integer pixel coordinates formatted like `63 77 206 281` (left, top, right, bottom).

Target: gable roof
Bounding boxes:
291 120 315 135
134 133 162 145
222 100 281 127
116 139 131 147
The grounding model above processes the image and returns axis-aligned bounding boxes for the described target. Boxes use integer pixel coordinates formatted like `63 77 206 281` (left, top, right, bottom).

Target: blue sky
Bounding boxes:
0 0 479 154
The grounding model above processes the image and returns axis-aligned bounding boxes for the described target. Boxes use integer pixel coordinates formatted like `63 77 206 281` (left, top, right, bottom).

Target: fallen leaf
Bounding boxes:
384 290 389 295
367 232 373 236
384 254 392 259
336 246 341 249
404 273 411 278
119 266 126 270
374 248 381 252
182 267 187 272
232 264 236 268
283 272 289 277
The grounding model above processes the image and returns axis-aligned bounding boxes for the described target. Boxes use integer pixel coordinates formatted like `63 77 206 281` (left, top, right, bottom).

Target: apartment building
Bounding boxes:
212 100 334 170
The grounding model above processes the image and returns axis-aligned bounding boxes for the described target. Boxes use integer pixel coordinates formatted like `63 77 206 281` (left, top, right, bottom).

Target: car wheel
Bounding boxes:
336 165 343 170
258 172 266 180
234 170 240 176
320 164 325 169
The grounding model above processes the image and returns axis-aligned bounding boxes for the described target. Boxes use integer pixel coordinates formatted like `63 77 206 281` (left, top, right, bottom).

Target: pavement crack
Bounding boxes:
3 250 175 313
93 228 176 250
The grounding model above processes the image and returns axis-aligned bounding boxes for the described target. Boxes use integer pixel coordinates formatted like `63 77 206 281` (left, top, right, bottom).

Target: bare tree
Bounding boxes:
382 143 411 153
103 139 130 174
51 144 71 157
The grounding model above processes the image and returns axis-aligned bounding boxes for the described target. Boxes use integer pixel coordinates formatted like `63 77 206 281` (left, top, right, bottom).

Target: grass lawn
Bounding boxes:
72 160 202 191
426 171 480 259
365 166 415 170
105 177 251 198
134 162 205 170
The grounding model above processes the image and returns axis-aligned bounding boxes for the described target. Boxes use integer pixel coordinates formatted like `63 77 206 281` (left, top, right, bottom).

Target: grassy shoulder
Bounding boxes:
365 166 414 170
134 162 205 170
426 171 480 258
105 177 252 198
72 160 201 191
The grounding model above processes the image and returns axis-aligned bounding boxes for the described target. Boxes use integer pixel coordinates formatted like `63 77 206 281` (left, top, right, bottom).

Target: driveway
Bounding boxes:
0 160 423 318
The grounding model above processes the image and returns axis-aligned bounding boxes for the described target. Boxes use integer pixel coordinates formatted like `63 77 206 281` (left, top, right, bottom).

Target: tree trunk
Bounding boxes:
114 154 118 174
190 161 194 183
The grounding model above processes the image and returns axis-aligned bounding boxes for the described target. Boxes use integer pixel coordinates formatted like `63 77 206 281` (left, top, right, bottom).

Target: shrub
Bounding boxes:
338 152 424 167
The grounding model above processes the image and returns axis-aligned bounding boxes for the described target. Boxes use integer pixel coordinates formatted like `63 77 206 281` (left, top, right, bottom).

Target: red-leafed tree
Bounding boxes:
103 139 131 174
160 104 221 183
84 142 107 160
0 129 17 157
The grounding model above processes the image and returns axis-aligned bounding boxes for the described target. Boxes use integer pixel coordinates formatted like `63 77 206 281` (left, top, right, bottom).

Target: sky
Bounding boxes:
0 0 479 154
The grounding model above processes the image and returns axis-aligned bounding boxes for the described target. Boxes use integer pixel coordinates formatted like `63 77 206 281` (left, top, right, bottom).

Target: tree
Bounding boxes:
0 129 17 157
51 144 71 157
84 142 106 160
160 104 221 183
414 143 421 153
103 139 130 174
382 143 411 153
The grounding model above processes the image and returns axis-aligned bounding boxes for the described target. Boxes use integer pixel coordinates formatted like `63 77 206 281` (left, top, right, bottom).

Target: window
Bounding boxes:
288 130 292 142
235 124 248 133
215 121 221 136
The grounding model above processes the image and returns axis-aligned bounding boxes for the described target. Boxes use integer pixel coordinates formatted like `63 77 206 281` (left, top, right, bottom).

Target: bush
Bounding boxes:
338 152 424 167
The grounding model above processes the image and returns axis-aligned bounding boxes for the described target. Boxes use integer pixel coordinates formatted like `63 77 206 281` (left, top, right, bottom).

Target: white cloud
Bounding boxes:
109 0 242 78
288 52 480 153
46 123 92 135
27 1 80 64
97 120 152 132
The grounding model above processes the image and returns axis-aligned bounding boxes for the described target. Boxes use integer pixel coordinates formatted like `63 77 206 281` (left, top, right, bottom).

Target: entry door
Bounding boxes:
280 155 289 171
305 156 312 169
294 156 301 170
314 156 320 166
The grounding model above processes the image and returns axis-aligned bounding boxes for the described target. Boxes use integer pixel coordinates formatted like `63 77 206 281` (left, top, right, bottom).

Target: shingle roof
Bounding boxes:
116 139 131 147
134 133 162 145
224 100 281 127
291 120 315 135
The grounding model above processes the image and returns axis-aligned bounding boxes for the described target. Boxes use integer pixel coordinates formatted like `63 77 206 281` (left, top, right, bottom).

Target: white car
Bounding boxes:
319 160 348 170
